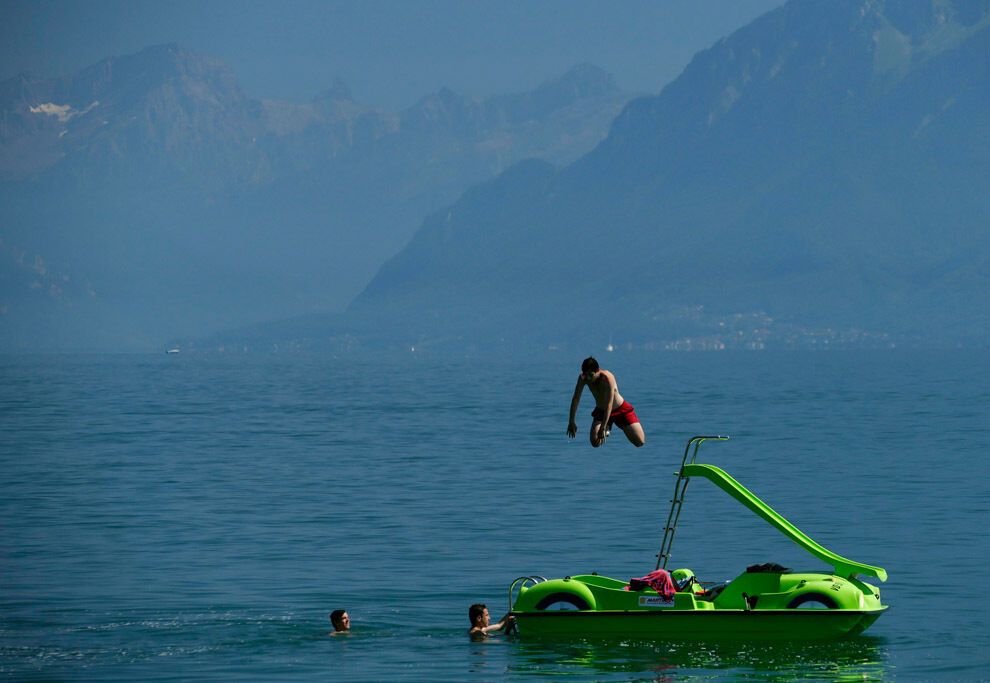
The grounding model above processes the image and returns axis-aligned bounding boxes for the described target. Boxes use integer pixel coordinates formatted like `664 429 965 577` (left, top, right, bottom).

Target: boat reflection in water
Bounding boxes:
509 636 889 682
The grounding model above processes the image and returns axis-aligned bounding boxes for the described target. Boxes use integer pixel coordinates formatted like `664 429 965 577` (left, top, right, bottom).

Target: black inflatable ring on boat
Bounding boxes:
786 592 838 609
534 592 592 611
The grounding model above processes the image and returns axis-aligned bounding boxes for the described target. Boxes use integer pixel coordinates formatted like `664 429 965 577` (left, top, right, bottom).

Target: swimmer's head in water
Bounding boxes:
330 609 350 631
469 603 489 627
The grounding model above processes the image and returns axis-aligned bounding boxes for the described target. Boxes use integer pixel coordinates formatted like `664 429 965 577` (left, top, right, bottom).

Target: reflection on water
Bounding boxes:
509 636 889 681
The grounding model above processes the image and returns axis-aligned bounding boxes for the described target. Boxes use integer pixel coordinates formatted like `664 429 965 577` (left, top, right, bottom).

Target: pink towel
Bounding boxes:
624 569 676 600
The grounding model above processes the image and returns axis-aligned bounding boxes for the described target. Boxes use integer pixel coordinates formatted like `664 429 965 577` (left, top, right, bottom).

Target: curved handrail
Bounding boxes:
508 576 548 612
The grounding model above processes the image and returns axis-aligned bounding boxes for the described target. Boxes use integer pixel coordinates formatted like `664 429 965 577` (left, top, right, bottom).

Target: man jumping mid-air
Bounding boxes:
567 356 646 448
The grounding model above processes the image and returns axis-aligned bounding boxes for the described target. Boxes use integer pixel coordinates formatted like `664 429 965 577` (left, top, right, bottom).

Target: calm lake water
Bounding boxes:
1 350 988 681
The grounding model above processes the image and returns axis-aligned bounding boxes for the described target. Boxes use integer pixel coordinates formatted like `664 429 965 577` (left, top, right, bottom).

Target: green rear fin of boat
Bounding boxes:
682 463 887 583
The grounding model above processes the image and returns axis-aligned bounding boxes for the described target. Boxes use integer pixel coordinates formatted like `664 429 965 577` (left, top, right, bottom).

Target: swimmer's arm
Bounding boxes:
567 376 584 437
487 614 515 633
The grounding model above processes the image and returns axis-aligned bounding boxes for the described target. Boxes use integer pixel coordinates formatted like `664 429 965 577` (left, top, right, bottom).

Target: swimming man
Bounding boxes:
468 604 514 640
567 356 646 447
329 609 350 635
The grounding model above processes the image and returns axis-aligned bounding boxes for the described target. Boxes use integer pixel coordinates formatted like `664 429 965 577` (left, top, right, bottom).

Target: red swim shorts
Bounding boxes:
591 401 640 428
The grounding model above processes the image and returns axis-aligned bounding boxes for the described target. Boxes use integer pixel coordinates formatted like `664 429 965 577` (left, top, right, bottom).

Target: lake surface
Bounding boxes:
2 350 988 680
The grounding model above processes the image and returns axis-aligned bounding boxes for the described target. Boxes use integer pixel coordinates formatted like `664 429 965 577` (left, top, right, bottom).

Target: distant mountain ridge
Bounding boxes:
0 45 631 350
0 44 262 184
1 45 624 184
336 0 990 350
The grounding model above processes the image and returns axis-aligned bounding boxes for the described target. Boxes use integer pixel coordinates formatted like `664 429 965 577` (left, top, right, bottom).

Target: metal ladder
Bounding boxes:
656 435 729 570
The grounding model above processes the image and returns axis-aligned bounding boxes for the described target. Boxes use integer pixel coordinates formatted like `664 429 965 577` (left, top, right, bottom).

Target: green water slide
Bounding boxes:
682 463 887 582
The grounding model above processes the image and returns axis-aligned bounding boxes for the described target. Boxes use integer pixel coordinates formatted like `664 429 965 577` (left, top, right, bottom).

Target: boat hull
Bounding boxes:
512 607 887 640
509 572 887 640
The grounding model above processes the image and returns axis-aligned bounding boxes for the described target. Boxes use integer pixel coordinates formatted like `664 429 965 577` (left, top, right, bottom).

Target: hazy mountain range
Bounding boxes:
6 0 990 353
0 45 631 350
331 0 987 351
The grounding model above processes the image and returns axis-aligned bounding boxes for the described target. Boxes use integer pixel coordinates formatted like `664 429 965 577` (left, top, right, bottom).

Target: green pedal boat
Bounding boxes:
508 436 888 640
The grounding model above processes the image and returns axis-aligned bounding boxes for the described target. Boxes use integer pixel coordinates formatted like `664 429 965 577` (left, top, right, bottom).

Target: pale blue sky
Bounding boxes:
2 0 783 108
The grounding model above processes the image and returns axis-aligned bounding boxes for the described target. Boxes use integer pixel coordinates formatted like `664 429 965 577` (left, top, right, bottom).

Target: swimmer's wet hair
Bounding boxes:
581 357 599 373
469 603 487 625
